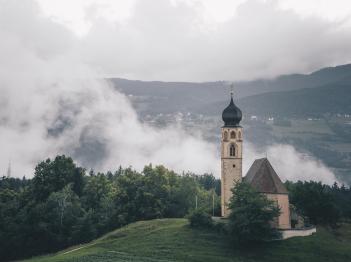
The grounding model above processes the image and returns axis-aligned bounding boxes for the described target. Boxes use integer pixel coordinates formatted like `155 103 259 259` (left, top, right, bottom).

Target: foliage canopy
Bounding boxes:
0 156 220 261
227 182 280 243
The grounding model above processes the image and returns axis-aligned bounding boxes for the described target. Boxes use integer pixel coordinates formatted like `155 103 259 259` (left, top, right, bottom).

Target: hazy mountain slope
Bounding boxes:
236 64 351 97
24 219 351 262
110 78 228 115
109 64 351 116
239 82 351 117
183 80 351 118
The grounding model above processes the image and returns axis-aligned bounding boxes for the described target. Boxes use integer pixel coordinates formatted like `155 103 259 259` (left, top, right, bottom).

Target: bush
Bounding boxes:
188 208 213 228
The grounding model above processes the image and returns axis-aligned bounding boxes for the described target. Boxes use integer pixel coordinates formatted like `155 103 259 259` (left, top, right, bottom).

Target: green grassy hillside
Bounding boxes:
23 219 351 262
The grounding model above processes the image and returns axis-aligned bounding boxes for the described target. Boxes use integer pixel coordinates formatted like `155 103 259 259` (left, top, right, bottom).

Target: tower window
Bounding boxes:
230 131 236 139
223 131 228 141
238 131 242 139
229 144 235 157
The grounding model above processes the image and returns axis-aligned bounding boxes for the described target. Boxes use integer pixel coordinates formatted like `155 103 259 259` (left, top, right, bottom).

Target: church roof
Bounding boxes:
244 158 288 194
222 94 242 127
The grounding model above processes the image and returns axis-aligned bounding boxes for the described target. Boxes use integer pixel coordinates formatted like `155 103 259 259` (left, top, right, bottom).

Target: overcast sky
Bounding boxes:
0 0 344 183
29 0 351 81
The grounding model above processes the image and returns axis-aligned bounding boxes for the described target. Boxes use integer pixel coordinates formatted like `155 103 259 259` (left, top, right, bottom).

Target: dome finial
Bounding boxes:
222 82 242 126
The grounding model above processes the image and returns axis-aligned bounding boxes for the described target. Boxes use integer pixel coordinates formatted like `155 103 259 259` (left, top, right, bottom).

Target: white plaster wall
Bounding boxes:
281 227 317 239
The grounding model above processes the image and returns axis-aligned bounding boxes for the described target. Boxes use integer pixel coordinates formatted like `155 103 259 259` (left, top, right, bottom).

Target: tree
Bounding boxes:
227 182 280 244
138 165 171 219
287 181 341 226
82 173 115 211
166 173 198 217
0 157 224 261
32 155 85 201
113 168 144 224
81 173 116 233
47 184 75 228
45 184 85 247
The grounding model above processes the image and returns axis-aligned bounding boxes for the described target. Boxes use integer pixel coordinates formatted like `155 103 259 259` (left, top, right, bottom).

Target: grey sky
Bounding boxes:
33 0 351 81
0 0 341 184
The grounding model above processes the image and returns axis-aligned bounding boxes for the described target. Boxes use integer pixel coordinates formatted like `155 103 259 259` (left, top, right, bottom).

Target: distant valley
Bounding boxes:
109 64 351 184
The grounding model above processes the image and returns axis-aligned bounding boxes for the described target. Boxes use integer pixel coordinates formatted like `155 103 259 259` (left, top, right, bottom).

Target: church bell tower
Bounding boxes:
221 87 243 217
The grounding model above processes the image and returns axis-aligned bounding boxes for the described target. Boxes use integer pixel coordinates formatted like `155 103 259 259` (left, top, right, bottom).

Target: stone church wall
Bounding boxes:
266 193 291 229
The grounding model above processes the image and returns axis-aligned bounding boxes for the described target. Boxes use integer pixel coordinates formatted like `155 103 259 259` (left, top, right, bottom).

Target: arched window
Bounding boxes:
238 131 242 140
230 131 236 139
223 131 228 141
229 144 235 157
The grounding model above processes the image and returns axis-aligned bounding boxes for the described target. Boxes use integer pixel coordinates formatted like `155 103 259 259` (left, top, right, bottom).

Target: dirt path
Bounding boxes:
61 243 96 255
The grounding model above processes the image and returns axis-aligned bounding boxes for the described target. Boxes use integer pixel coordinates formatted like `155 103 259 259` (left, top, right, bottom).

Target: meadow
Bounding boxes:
24 219 351 262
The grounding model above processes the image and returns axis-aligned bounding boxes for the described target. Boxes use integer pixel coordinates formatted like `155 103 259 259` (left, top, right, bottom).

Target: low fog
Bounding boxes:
0 0 342 184
243 143 339 185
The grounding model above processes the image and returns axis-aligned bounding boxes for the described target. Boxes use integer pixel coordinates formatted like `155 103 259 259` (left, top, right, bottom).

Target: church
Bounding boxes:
220 91 291 229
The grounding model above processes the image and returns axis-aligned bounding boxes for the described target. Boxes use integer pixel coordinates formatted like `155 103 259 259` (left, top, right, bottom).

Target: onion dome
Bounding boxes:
222 93 242 127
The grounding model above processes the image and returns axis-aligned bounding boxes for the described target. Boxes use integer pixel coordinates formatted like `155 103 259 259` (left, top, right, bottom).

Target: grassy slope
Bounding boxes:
23 219 351 262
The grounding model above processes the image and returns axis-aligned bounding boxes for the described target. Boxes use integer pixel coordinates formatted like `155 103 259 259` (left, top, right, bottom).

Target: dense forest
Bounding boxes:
0 155 351 261
0 156 220 261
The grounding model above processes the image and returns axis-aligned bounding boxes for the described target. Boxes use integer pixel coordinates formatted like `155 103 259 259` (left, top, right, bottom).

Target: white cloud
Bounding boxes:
70 0 351 81
0 0 341 185
278 0 351 25
35 0 137 36
35 0 351 35
0 0 219 178
244 143 339 185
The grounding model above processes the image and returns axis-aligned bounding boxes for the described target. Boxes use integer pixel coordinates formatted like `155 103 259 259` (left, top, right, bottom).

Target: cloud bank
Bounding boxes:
0 0 341 185
74 0 351 81
244 143 339 185
0 0 218 177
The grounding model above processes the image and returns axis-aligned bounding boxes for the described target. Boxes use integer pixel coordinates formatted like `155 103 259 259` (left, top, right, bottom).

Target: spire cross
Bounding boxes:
230 83 234 98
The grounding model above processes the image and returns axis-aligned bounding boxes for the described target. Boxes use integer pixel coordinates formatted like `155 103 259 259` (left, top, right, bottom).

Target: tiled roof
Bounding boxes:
244 158 288 194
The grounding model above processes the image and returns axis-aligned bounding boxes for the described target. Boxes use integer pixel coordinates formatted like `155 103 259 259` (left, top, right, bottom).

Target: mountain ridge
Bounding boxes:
109 63 351 117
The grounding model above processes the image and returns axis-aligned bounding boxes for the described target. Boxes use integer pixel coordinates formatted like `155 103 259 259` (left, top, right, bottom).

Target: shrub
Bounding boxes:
188 208 213 228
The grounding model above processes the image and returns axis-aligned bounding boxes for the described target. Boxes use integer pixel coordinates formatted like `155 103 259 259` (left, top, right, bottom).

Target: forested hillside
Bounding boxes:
1 155 351 261
0 156 220 261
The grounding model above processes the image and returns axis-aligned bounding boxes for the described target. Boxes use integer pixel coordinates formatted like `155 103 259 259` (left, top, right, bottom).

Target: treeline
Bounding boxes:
1 155 351 261
286 180 351 226
0 155 220 261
